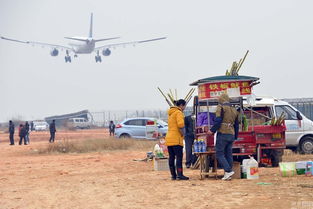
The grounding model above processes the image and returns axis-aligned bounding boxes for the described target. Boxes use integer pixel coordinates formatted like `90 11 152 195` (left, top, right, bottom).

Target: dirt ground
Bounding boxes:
1 129 313 209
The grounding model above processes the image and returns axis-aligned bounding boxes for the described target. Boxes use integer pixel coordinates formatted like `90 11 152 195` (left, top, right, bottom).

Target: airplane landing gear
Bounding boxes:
74 54 78 58
65 55 72 63
65 50 72 63
95 55 102 62
95 50 102 63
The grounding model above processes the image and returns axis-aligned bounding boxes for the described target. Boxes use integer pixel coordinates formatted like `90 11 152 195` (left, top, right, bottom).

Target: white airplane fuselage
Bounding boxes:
69 39 95 54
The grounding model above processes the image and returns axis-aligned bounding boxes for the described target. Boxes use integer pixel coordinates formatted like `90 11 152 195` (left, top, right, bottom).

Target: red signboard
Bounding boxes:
198 80 252 99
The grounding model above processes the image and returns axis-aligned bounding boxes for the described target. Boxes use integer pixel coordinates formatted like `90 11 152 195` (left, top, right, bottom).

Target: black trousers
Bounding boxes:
109 130 115 136
19 136 26 145
9 133 14 145
49 132 55 142
168 145 183 169
184 136 195 166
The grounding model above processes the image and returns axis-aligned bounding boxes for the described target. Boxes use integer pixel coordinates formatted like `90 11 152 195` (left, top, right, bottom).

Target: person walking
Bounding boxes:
49 120 56 143
208 93 239 180
109 121 115 136
9 120 15 145
18 124 27 145
184 114 195 168
25 121 30 144
165 99 189 180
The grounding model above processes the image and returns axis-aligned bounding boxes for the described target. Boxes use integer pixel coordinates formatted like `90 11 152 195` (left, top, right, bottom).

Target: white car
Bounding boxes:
33 121 49 131
115 117 168 139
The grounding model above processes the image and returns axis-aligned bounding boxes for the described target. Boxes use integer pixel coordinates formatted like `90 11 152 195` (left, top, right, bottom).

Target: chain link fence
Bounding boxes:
90 107 193 127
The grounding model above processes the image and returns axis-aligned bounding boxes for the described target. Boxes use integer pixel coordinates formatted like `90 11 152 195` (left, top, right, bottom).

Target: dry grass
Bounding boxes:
38 137 157 154
283 149 313 162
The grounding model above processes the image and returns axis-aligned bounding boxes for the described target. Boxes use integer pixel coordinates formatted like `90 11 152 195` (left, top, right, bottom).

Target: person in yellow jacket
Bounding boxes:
165 99 189 180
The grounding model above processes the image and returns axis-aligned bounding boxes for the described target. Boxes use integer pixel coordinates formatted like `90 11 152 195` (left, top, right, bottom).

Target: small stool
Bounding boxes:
195 151 218 180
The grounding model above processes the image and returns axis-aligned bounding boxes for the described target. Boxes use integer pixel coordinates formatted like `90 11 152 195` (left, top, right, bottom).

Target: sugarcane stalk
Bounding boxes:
167 93 175 104
175 89 177 100
236 50 249 73
184 88 194 101
169 89 174 100
186 88 195 105
157 87 173 106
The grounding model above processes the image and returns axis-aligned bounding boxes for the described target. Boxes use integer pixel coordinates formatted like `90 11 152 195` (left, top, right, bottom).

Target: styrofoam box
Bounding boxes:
153 158 169 171
296 161 310 169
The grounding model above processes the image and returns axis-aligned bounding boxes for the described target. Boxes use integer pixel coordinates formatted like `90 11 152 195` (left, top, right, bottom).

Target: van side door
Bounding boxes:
275 105 304 146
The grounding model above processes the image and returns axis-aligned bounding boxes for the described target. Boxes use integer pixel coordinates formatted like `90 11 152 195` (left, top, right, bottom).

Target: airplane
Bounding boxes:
0 13 166 63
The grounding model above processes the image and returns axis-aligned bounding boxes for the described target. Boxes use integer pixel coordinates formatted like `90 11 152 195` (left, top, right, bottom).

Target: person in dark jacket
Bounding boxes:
19 124 27 145
9 120 15 145
184 115 195 168
49 120 56 143
109 121 115 136
25 121 30 144
208 93 239 180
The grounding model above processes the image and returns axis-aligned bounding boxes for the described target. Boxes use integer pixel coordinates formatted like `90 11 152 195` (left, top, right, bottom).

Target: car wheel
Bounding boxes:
300 136 313 154
119 134 130 139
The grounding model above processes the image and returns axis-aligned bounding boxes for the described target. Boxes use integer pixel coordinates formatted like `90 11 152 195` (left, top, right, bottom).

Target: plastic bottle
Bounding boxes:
198 139 203 152
202 139 206 152
242 159 249 179
193 140 199 153
246 156 259 179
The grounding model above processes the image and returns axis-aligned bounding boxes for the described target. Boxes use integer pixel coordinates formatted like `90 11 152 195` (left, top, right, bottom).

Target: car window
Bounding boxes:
157 120 168 127
124 119 145 126
275 105 298 120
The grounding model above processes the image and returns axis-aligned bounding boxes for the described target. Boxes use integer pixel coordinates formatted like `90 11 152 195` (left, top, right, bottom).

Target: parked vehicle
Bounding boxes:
67 118 91 129
243 96 313 154
33 121 49 131
115 117 168 139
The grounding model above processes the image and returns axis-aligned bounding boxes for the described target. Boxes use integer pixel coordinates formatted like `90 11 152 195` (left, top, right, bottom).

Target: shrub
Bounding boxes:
38 138 156 154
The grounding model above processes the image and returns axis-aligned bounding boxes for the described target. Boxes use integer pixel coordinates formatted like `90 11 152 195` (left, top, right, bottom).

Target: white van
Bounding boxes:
243 96 313 154
67 118 91 129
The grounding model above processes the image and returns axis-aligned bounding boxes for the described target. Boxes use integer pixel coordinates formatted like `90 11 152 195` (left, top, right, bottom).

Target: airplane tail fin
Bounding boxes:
89 13 93 38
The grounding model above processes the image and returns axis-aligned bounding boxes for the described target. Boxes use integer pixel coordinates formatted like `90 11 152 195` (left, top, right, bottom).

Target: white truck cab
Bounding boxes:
243 96 313 154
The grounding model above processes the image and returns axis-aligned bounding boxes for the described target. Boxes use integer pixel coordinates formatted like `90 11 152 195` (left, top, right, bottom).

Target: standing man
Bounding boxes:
109 121 115 136
49 120 56 143
9 120 15 145
25 121 30 145
19 124 27 145
184 115 195 168
208 93 239 181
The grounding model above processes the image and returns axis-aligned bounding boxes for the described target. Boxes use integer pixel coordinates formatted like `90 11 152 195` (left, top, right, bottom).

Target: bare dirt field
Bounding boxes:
1 129 313 209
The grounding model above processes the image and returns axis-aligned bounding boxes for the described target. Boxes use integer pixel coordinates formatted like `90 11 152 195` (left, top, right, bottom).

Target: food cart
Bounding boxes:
190 75 286 178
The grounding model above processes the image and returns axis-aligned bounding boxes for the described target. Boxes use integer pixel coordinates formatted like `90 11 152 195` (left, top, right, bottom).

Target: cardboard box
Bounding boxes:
232 161 241 179
153 158 169 171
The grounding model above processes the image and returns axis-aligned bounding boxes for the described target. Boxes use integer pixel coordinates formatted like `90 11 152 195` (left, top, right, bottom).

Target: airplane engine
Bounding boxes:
102 48 111 56
50 48 59 56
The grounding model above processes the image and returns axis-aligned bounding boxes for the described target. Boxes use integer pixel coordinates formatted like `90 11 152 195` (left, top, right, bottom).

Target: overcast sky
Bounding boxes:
1 0 313 122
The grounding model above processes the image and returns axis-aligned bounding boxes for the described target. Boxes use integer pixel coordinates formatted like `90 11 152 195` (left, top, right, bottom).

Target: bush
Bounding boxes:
38 138 156 154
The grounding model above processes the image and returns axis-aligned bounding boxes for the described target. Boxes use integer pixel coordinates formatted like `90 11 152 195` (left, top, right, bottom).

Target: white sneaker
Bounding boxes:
222 171 234 180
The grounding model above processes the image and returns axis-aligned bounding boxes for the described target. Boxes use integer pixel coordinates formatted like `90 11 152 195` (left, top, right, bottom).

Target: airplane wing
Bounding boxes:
1 36 73 52
94 37 166 51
